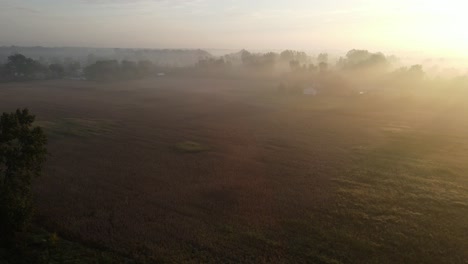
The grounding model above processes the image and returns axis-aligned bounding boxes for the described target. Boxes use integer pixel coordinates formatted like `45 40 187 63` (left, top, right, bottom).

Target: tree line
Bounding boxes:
0 54 81 82
0 54 160 82
195 49 425 79
0 50 430 83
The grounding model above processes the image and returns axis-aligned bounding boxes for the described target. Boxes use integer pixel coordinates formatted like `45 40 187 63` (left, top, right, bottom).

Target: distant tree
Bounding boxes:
289 60 300 71
48 63 65 79
239 50 250 60
4 54 45 81
280 50 295 62
335 57 345 69
319 62 328 73
239 50 278 70
387 55 400 67
308 63 318 72
281 50 309 65
63 60 81 77
0 64 5 81
262 52 278 68
121 60 138 79
408 65 425 79
0 109 47 240
392 65 425 81
341 49 388 71
317 53 328 63
240 50 254 67
294 51 308 64
346 49 371 63
84 60 120 81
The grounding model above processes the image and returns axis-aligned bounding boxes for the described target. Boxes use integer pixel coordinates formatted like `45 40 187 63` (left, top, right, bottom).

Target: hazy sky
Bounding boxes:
1 0 467 57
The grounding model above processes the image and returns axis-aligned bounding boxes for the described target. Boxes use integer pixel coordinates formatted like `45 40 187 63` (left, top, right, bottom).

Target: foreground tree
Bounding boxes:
0 109 47 240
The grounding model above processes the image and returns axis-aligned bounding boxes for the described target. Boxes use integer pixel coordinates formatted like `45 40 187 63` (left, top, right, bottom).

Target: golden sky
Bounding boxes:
0 0 467 58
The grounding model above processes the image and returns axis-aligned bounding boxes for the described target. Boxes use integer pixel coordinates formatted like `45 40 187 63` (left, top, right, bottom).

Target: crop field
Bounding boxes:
0 76 467 263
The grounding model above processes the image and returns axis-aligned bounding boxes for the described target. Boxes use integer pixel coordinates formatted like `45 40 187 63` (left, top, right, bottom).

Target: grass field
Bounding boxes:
0 76 467 263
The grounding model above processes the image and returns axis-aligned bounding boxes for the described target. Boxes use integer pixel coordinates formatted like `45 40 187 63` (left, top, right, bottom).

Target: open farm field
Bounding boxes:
0 76 467 263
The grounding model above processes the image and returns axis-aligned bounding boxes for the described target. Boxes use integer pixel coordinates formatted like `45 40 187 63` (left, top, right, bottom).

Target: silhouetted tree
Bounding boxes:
239 50 279 69
0 64 5 81
341 49 388 71
48 63 65 79
84 60 120 80
392 65 425 81
240 50 254 66
0 109 47 240
317 53 328 63
280 50 295 62
281 50 308 64
4 54 45 81
63 60 81 77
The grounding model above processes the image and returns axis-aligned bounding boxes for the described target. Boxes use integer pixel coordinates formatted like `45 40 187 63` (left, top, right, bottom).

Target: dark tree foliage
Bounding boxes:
4 54 45 81
0 109 47 240
240 50 279 69
340 49 389 71
317 53 329 63
0 54 85 82
392 64 425 81
280 50 308 64
84 60 120 81
63 60 81 77
0 64 5 80
48 63 65 79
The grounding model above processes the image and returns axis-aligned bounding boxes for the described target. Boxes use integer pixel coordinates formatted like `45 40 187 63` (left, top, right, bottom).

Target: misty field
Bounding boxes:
0 77 467 263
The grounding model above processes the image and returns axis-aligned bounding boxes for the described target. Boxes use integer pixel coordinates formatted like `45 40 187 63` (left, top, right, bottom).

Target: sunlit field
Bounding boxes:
1 75 466 263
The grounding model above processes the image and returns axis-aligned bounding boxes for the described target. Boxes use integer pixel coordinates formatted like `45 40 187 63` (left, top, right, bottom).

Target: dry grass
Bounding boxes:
0 77 467 263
